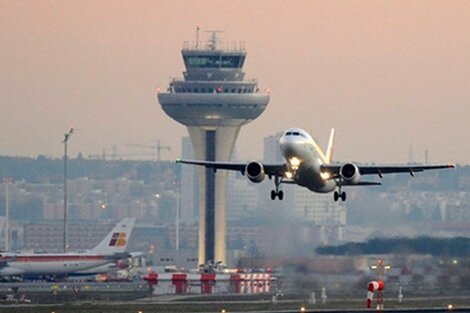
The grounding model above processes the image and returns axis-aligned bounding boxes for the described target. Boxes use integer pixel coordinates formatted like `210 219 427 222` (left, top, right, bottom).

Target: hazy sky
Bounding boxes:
1 0 469 164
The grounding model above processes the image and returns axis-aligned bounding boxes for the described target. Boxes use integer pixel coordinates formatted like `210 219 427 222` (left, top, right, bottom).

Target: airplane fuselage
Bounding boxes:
0 253 110 276
279 128 336 193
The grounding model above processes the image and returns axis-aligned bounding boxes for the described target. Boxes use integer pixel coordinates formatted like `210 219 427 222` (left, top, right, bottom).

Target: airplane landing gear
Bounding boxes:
271 189 284 200
271 175 284 200
334 190 346 202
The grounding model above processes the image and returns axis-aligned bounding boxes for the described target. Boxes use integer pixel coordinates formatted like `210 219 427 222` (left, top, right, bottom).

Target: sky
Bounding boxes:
1 0 469 164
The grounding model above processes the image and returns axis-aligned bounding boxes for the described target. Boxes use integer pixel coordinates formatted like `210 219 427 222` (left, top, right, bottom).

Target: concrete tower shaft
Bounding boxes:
158 31 269 265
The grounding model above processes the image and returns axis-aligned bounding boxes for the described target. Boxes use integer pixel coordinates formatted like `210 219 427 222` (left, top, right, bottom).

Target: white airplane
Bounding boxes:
177 127 455 202
0 218 135 277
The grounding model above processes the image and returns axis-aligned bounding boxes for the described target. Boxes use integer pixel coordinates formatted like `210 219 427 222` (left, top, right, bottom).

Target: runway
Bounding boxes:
0 281 469 312
0 303 468 313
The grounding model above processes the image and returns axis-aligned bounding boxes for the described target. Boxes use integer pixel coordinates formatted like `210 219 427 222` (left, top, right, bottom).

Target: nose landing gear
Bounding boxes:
270 175 284 200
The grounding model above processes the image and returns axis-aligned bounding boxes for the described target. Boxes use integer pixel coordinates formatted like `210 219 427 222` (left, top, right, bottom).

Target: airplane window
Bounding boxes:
286 132 292 135
293 132 300 136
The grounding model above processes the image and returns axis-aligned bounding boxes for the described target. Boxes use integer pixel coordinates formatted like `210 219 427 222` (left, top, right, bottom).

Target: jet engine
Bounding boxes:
340 162 361 183
245 161 266 183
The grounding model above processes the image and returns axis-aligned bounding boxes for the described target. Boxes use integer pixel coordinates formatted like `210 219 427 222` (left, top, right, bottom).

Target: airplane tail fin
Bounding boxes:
89 218 135 255
325 128 335 164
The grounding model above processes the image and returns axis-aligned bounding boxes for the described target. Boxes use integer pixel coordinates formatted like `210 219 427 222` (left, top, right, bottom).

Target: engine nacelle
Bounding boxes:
340 162 361 183
245 161 266 183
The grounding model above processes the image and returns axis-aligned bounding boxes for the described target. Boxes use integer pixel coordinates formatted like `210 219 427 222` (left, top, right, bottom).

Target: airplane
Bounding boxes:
0 218 135 278
177 127 455 202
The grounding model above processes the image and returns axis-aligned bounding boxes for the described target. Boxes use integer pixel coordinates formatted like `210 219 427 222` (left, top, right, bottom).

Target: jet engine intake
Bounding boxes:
245 161 266 183
340 162 361 183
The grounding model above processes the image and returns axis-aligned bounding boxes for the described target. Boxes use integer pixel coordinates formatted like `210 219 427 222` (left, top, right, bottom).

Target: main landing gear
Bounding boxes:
270 175 284 200
271 189 284 200
334 190 346 202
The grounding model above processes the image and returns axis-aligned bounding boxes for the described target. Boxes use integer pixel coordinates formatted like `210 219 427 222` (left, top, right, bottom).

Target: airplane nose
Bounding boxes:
280 138 296 156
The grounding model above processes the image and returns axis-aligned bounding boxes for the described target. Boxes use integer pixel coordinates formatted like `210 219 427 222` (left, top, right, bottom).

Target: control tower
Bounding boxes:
158 31 270 265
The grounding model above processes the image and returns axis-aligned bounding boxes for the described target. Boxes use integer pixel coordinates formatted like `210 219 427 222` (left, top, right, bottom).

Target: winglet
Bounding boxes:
325 128 335 164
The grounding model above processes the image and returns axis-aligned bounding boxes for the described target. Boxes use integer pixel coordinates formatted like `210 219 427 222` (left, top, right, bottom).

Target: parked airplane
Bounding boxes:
0 218 135 277
177 127 455 202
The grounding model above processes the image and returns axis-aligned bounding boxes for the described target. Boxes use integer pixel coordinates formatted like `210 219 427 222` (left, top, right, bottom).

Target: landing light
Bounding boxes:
285 172 293 179
320 172 331 180
289 157 301 170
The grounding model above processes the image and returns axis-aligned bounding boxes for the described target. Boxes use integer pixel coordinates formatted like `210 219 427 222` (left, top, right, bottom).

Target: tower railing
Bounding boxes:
183 41 246 52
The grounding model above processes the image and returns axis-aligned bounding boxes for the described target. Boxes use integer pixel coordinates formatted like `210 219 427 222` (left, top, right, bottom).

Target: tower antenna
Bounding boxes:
205 30 224 50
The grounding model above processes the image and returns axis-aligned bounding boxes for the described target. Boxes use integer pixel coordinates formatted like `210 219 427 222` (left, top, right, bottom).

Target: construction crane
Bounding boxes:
126 140 171 161
89 145 156 160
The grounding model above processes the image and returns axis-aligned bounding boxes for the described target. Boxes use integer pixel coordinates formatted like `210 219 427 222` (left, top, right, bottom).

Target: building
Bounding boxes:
23 222 113 252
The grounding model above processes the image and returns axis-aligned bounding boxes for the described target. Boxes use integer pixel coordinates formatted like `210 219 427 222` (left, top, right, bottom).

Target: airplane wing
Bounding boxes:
341 181 382 186
105 252 132 261
176 159 287 177
321 163 455 179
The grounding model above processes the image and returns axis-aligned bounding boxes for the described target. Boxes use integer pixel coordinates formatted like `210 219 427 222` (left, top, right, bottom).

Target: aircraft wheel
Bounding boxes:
341 192 347 201
278 190 284 201
270 190 276 200
334 191 339 202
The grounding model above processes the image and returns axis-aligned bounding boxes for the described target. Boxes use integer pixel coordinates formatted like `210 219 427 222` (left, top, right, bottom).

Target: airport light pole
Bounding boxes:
3 177 12 251
63 128 74 253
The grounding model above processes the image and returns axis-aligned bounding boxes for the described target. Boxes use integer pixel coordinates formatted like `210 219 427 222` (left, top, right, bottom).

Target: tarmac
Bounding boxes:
0 281 469 313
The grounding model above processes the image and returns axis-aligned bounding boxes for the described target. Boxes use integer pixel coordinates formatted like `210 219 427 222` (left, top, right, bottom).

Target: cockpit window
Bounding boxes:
286 132 292 136
293 132 300 136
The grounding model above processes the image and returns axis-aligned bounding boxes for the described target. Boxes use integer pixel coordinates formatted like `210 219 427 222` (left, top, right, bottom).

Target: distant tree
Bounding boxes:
317 237 470 257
